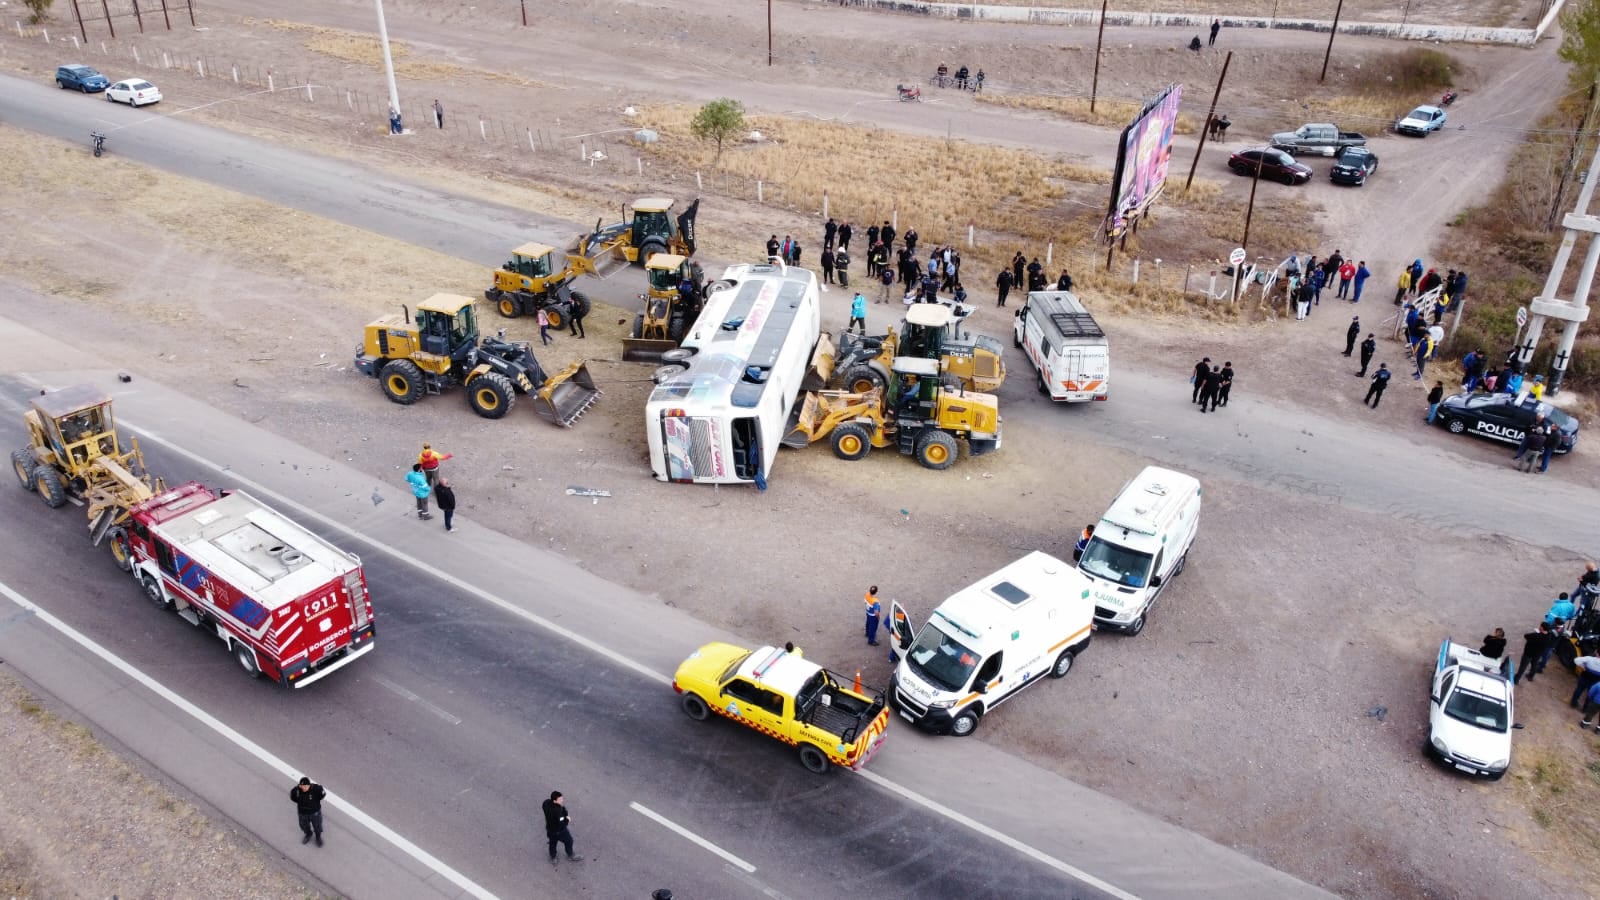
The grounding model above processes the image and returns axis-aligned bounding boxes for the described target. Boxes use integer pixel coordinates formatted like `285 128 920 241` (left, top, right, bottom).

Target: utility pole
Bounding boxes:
768 0 774 66
1185 51 1232 191
1242 153 1265 249
1319 0 1345 83
1550 82 1600 232
70 0 88 43
1090 0 1108 113
374 0 402 130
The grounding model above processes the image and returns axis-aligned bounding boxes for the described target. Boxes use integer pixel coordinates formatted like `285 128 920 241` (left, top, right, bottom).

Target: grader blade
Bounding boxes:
534 361 602 427
801 333 838 393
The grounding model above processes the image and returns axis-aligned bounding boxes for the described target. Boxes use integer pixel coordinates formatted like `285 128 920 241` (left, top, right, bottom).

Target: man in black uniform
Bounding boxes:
1197 365 1222 412
1218 362 1235 407
290 776 326 847
1364 363 1391 408
765 235 779 260
996 268 1013 307
1191 357 1211 404
838 221 853 252
879 221 896 254
1357 334 1376 377
1343 317 1360 356
543 790 582 864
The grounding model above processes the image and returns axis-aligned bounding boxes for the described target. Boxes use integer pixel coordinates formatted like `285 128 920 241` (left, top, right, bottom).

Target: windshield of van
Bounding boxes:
1444 688 1509 733
905 625 980 693
1079 537 1154 588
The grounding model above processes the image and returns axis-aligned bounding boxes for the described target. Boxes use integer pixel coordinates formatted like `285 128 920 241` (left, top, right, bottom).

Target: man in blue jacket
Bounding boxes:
849 293 867 335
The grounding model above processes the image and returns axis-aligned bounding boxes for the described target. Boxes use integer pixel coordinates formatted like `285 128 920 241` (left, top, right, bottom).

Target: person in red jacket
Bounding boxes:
418 443 452 487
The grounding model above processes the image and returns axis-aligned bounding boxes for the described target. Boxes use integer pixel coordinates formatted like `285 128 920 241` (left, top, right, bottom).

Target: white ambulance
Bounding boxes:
1077 466 1201 636
1012 290 1109 402
887 551 1094 737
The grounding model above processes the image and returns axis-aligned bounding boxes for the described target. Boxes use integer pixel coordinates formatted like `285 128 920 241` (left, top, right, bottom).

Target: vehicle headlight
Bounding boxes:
1491 758 1510 770
1431 737 1449 755
928 698 957 709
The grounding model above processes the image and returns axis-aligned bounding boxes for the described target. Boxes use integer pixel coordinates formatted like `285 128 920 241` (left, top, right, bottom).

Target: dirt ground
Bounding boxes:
0 668 321 898
2 2 1597 897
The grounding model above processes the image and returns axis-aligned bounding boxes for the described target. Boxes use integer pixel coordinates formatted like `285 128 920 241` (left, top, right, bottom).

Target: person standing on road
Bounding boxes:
543 791 582 864
879 264 895 304
1191 357 1211 404
1579 680 1600 730
432 100 445 129
904 228 919 254
824 217 838 250
1355 334 1376 377
864 586 882 646
568 299 587 339
849 293 868 336
1012 253 1026 298
996 268 1013 307
407 464 433 520
1353 261 1371 302
1337 260 1356 300
880 222 896 254
1517 622 1555 683
1412 333 1432 380
1538 423 1558 473
1218 361 1235 407
1073 524 1094 562
1364 363 1391 408
765 234 780 260
1516 423 1547 473
1394 267 1411 305
1209 18 1220 46
1571 655 1600 708
839 221 853 252
418 443 453 487
537 308 552 346
1309 266 1327 308
820 247 835 285
1343 317 1360 356
291 777 326 847
1197 365 1221 413
1426 381 1444 424
434 477 457 532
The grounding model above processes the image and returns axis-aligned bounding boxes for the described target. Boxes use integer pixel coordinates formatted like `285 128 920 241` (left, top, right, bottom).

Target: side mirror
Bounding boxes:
1513 723 1526 730
1430 692 1442 704
973 681 989 695
1151 575 1164 588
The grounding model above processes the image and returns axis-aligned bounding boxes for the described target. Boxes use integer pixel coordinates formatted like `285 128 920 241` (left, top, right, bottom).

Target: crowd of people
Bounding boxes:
1477 565 1600 712
1188 356 1235 413
1280 249 1372 320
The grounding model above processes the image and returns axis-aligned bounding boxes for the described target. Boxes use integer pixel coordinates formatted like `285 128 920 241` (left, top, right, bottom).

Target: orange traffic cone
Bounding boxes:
854 670 862 693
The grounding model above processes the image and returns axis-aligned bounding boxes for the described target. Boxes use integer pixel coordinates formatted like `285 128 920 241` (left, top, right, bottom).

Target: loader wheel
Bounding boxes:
569 291 592 321
915 431 959 471
33 466 67 508
639 241 667 267
12 448 38 491
631 313 644 339
380 359 425 405
841 364 886 395
667 313 687 343
466 373 516 420
544 307 566 330
831 423 873 461
497 296 520 318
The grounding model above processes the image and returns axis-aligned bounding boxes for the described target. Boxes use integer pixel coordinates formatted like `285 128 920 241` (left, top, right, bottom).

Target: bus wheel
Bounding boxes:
798 744 831 774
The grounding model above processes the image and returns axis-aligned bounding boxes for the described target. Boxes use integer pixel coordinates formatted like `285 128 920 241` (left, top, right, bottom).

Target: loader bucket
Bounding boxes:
621 337 679 364
802 332 838 393
533 361 602 427
781 391 824 449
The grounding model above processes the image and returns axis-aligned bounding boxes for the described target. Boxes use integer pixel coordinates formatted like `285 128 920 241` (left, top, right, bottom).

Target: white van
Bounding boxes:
1077 466 1201 636
1012 290 1109 402
887 551 1094 737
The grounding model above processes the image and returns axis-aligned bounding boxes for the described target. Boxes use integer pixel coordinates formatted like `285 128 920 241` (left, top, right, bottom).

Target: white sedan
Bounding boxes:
105 79 162 107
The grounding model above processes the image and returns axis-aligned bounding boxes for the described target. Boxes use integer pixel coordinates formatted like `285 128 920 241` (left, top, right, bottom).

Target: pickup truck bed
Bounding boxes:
803 689 877 739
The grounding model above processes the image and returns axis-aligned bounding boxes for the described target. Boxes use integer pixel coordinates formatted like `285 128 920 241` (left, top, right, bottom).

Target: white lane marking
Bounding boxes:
0 578 498 900
373 674 463 725
857 768 1142 900
630 802 758 873
101 409 1141 898
123 420 672 688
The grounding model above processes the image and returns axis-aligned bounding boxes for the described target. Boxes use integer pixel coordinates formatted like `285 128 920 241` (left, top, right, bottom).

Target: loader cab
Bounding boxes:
646 253 690 297
506 243 557 280
415 294 479 360
899 303 952 361
32 386 120 471
630 198 678 249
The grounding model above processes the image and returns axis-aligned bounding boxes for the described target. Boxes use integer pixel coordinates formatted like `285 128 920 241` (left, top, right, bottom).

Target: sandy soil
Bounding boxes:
2 2 1595 896
865 0 1543 29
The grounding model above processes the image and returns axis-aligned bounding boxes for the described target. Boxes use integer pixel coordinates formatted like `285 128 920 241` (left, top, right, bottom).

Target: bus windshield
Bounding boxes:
905 625 980 693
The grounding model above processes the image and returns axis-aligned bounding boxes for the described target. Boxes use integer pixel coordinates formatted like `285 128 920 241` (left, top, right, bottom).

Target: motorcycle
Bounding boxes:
1440 90 1458 106
897 84 921 103
91 131 106 158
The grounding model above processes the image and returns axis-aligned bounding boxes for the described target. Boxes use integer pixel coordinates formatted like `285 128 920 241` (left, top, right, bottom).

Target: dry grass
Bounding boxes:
977 93 1201 136
637 105 1110 248
1508 744 1600 889
897 0 1532 26
246 18 546 87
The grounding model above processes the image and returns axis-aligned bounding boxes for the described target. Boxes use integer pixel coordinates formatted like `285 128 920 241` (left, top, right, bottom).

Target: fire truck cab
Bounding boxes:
121 482 375 687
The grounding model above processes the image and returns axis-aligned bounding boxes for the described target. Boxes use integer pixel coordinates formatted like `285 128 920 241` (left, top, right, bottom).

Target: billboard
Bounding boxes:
1106 84 1183 239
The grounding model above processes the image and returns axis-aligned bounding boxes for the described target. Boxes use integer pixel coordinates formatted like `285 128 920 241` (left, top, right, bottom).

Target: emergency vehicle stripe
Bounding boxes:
712 705 800 748
1048 625 1092 655
279 626 303 649
1063 380 1103 392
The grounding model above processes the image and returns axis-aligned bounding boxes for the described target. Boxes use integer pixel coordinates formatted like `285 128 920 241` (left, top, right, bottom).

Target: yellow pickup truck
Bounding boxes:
673 643 890 773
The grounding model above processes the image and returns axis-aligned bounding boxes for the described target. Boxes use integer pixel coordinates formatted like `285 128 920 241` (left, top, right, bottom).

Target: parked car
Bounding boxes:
55 64 109 93
1329 146 1379 186
1433 391 1579 453
106 79 162 107
1396 104 1448 137
1427 638 1519 780
1227 148 1313 185
1268 123 1367 157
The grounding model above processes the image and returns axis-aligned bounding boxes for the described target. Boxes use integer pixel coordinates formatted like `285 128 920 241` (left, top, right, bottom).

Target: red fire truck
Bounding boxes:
116 482 376 687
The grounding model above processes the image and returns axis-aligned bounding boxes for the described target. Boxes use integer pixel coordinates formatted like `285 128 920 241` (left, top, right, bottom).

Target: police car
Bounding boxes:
1433 391 1579 453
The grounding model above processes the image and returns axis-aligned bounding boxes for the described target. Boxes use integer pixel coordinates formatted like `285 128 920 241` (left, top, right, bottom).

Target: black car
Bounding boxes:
1330 146 1378 186
1434 392 1579 454
1227 148 1313 185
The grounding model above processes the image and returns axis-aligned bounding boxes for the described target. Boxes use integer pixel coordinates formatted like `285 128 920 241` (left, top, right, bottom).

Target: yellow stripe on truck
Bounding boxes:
1048 624 1092 654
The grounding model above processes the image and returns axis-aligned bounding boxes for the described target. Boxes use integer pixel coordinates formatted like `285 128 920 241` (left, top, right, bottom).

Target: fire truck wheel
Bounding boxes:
798 744 831 774
11 448 38 490
33 466 67 508
680 693 710 721
142 573 173 610
108 527 133 572
233 642 262 678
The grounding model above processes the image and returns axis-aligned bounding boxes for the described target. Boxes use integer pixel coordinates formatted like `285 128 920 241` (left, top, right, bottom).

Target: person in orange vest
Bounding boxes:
864 586 882 646
418 443 453 488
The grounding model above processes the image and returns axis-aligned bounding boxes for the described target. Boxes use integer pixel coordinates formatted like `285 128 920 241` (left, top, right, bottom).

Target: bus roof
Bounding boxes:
137 484 360 611
648 263 818 410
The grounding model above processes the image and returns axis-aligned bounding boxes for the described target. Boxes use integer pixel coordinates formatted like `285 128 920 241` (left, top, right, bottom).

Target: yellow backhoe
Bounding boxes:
582 197 698 268
803 302 1006 395
11 384 166 565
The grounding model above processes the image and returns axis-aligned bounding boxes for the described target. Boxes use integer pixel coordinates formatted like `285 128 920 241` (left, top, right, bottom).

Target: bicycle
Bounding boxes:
91 131 106 157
